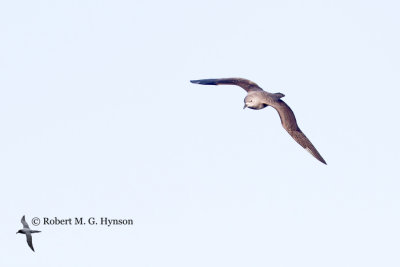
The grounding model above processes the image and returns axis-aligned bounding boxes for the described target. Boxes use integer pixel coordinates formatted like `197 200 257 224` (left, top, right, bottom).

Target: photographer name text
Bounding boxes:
31 217 133 227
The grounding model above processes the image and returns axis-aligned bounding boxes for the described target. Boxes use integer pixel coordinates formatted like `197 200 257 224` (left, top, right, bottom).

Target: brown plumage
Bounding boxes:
190 78 327 164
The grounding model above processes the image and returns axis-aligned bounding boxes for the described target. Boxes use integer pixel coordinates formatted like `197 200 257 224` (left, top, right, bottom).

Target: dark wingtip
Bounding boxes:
190 79 218 85
317 156 327 165
305 146 327 165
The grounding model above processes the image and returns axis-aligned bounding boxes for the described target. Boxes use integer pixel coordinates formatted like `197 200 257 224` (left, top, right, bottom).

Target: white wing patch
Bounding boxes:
305 147 313 155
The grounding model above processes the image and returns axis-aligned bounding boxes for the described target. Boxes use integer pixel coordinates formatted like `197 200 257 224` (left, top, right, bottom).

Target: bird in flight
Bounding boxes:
190 78 326 164
16 215 41 252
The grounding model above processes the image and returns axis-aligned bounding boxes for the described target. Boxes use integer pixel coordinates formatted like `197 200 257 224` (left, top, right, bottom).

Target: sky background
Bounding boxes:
1 0 400 266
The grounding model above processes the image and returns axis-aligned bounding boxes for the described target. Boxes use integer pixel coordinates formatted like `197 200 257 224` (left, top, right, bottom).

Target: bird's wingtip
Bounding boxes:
305 147 327 165
190 79 218 85
318 155 327 165
317 156 327 165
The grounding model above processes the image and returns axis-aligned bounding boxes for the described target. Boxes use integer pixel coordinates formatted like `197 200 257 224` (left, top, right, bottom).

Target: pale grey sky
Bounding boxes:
1 0 400 266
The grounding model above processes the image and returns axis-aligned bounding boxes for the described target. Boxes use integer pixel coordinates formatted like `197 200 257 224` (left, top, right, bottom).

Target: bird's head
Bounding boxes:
16 229 23 234
244 95 268 110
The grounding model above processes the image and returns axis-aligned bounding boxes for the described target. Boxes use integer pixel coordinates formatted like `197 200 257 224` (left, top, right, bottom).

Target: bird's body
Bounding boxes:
190 78 327 164
16 215 41 252
244 90 284 110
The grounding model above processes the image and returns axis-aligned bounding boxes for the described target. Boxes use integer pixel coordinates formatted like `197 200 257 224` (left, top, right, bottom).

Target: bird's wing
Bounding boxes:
21 215 30 229
190 78 263 92
269 99 327 164
26 232 35 252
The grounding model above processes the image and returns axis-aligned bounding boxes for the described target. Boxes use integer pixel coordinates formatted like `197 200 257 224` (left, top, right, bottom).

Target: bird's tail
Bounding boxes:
274 92 285 99
31 230 41 233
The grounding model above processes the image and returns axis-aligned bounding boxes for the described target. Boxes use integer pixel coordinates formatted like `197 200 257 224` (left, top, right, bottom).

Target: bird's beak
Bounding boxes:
16 232 18 234
243 104 247 109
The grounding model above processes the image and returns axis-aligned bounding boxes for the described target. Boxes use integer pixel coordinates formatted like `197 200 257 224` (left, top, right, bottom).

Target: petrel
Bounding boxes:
190 78 326 164
16 215 41 252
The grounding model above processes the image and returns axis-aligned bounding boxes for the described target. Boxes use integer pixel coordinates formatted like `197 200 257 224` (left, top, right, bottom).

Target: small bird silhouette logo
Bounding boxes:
16 215 41 252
